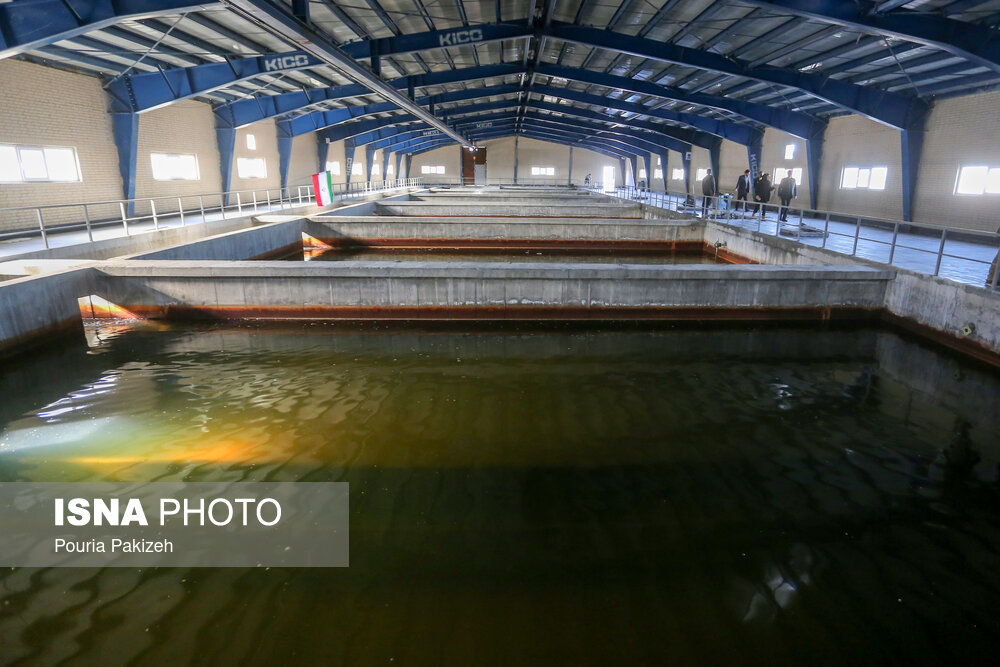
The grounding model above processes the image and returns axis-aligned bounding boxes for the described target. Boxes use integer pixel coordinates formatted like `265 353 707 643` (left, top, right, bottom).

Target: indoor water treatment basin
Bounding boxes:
1 322 999 665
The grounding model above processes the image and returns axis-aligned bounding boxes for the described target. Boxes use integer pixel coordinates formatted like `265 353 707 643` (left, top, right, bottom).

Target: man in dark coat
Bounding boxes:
701 168 717 218
734 169 751 211
752 173 773 218
777 174 798 222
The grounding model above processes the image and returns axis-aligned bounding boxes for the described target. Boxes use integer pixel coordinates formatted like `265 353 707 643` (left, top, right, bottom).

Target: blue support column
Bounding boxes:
365 144 376 182
645 151 653 186
682 150 692 196
806 135 824 210
318 139 330 173
618 158 627 187
513 135 519 184
111 113 138 215
709 138 722 184
216 126 236 205
395 152 403 179
658 152 670 191
277 121 293 193
344 138 356 186
901 120 927 222
404 154 413 180
747 131 764 183
381 150 390 181
627 155 638 186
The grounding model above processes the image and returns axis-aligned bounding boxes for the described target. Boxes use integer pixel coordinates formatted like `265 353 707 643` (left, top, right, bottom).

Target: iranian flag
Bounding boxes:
312 170 334 206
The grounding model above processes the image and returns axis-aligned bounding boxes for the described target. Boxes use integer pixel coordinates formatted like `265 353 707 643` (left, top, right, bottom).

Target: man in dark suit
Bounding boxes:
701 168 717 218
734 169 751 211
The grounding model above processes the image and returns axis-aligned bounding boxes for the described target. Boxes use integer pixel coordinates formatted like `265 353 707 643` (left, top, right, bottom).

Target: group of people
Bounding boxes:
701 168 798 221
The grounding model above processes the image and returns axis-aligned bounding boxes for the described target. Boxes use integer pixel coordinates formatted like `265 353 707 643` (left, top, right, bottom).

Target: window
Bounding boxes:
695 168 708 181
236 157 267 179
372 164 380 175
151 152 199 181
351 161 363 176
326 160 341 175
671 168 685 180
841 165 888 191
639 169 647 179
531 166 555 175
955 166 1000 195
773 167 803 184
421 165 445 174
654 169 662 179
387 163 394 175
784 143 795 160
0 144 82 182
246 134 256 150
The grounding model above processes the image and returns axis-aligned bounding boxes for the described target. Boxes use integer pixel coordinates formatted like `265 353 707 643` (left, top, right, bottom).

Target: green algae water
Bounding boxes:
1 322 1000 665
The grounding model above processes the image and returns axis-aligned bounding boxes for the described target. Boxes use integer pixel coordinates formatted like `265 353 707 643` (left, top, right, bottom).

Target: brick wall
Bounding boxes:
409 145 461 184
135 100 223 218
0 59 121 230
817 115 904 220
914 91 1000 232
289 133 318 187
762 128 811 207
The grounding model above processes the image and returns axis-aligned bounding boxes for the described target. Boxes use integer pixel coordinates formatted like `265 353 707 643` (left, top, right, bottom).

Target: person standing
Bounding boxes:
752 173 773 218
701 168 717 218
777 173 798 222
734 169 751 211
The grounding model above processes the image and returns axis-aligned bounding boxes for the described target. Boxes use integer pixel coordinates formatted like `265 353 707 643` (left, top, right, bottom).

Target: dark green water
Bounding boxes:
1 322 1000 665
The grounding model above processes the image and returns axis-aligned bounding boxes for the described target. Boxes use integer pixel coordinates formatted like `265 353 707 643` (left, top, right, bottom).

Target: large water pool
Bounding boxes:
1 322 999 665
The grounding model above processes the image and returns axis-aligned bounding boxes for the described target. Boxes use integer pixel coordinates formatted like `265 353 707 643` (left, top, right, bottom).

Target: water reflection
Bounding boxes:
0 323 999 665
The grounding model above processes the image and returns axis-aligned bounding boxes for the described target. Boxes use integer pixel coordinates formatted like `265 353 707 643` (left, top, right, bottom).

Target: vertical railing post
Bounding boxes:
177 197 186 226
236 192 243 216
266 190 272 210
219 194 227 219
934 228 947 277
199 195 206 223
253 191 258 212
82 204 93 243
36 208 49 249
851 217 861 256
888 222 900 264
822 213 830 248
119 201 130 236
150 199 159 230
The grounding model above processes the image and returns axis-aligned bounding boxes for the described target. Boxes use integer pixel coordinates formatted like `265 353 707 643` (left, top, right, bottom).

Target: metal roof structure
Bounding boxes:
3 0 1000 218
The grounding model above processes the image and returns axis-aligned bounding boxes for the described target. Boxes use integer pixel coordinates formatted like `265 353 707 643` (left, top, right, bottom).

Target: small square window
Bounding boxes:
671 168 684 180
784 143 795 160
236 157 267 179
246 134 256 150
326 160 341 175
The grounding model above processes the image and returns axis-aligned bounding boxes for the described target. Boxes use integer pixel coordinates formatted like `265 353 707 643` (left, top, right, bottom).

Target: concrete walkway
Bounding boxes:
617 189 999 288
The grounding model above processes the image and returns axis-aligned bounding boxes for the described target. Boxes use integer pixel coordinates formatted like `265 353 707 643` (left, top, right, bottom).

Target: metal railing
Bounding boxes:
0 177 422 251
593 184 1000 291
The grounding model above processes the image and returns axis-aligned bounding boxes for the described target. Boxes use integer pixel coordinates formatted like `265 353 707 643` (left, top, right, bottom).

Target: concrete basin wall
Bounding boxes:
0 268 95 354
305 217 703 247
374 201 643 218
93 262 892 320
706 219 1000 364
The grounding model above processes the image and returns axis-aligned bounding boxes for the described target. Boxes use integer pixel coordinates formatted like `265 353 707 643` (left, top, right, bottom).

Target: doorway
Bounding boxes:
602 165 615 192
461 147 487 185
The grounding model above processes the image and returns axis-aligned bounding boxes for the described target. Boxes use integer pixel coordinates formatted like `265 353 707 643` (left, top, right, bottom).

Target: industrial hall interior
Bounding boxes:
1 0 1000 666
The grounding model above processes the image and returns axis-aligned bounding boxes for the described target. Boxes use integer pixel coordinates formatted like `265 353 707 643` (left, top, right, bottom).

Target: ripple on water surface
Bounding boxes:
1 322 999 665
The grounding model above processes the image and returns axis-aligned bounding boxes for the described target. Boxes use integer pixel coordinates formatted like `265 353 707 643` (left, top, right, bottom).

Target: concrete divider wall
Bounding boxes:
705 219 1000 360
375 201 642 218
0 268 95 354
127 218 305 261
93 262 892 318
305 217 704 246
